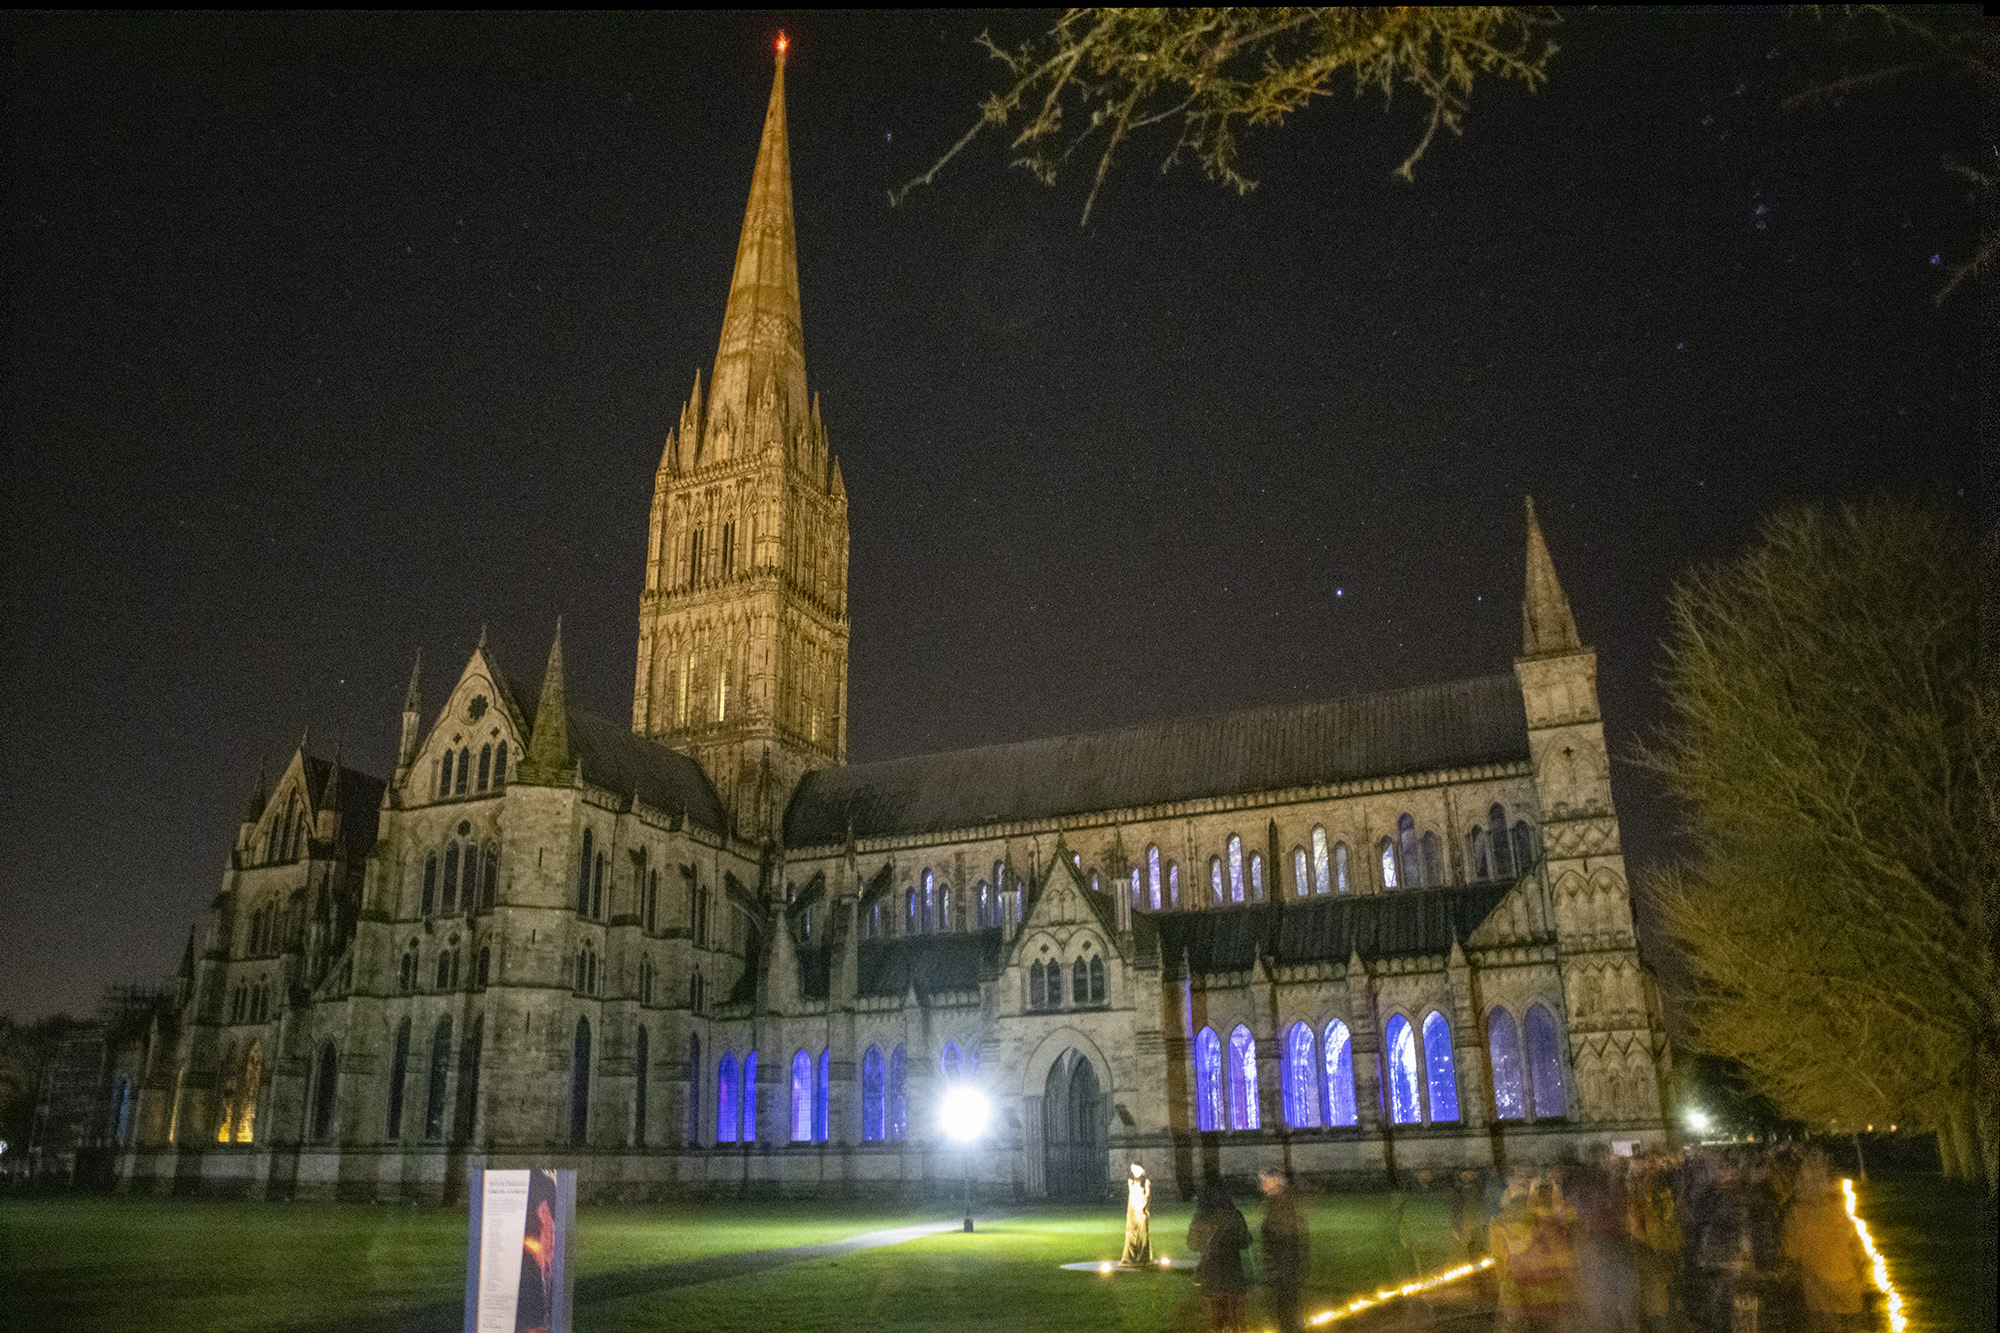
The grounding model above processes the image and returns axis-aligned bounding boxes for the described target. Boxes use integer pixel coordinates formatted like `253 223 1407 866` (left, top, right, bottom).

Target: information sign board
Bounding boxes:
464 1166 575 1333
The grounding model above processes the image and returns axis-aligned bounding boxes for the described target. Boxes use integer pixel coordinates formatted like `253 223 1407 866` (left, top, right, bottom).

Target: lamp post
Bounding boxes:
940 1084 990 1233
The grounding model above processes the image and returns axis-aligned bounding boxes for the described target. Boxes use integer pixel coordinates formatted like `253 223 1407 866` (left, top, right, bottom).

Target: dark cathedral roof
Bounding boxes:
784 674 1529 847
284 752 386 865
1153 880 1520 973
797 931 1006 1002
505 673 727 834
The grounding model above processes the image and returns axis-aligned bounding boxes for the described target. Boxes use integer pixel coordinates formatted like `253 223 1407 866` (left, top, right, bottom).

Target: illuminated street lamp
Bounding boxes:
1685 1108 1712 1134
940 1084 990 1233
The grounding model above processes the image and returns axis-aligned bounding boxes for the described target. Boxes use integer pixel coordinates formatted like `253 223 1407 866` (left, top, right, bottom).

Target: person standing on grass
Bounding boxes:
1188 1183 1252 1333
1259 1169 1309 1333
1780 1155 1872 1333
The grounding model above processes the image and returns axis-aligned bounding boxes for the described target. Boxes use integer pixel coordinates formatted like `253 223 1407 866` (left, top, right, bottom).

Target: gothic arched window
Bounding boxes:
1283 1022 1317 1128
1168 861 1180 908
1489 804 1512 880
887 1045 907 1140
1209 856 1224 905
477 744 491 792
577 829 593 916
1422 1011 1460 1123
476 946 490 989
1147 845 1162 910
1227 1025 1260 1130
438 750 453 801
423 854 438 917
1293 846 1309 898
1312 827 1331 894
717 1052 738 1143
814 1049 830 1143
743 1051 758 1142
1334 842 1349 893
790 1050 813 1142
481 843 498 911
493 741 507 789
1227 836 1245 903
1249 852 1264 901
905 888 917 935
686 1034 702 1147
1525 1003 1567 1118
1089 955 1106 1004
455 746 470 796
1489 1007 1527 1120
1512 822 1538 876
939 881 951 931
862 1046 885 1140
1323 1020 1357 1126
386 1018 412 1141
941 1041 962 1081
1398 814 1419 886
311 1042 338 1141
1384 1015 1420 1124
398 947 416 993
632 1025 647 1147
1194 1027 1223 1131
1379 837 1399 890
1420 832 1442 888
569 1018 591 1146
921 870 934 933
1072 957 1088 1006
424 1017 452 1140
1029 960 1046 1009
442 844 460 915
1470 826 1493 880
591 852 605 920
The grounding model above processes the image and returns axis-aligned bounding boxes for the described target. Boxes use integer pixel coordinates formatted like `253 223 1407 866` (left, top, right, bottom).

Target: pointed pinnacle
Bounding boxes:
1521 495 1582 657
403 647 424 713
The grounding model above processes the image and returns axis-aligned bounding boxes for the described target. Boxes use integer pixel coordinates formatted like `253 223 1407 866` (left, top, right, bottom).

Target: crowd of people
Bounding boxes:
1478 1145 1882 1333
1182 1146 1884 1333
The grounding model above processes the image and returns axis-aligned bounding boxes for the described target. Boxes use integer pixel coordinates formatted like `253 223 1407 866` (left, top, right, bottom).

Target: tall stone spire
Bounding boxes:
523 619 572 779
706 37 807 446
1520 496 1582 657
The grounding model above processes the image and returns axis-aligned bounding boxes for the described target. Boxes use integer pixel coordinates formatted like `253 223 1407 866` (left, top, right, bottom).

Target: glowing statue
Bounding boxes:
1120 1162 1152 1267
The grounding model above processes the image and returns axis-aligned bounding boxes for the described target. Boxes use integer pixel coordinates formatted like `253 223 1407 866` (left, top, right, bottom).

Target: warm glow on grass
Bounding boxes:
1842 1178 1908 1333
1307 1256 1493 1325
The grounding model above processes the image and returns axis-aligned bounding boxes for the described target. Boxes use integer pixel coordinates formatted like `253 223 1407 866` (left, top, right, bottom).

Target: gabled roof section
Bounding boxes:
266 749 385 864
505 672 727 834
1153 881 1517 975
785 674 1530 847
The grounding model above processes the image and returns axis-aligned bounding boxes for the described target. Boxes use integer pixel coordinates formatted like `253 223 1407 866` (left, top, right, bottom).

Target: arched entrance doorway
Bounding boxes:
1042 1050 1106 1202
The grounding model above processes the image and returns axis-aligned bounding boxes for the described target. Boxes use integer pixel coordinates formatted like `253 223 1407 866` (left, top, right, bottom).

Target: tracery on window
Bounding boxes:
1422 1011 1460 1122
1227 1025 1260 1129
1323 1020 1357 1126
887 1045 906 1140
1384 1015 1420 1123
1227 835 1245 903
1525 1003 1566 1118
1283 1022 1317 1128
1489 1007 1527 1120
1194 1027 1223 1131
1147 845 1162 911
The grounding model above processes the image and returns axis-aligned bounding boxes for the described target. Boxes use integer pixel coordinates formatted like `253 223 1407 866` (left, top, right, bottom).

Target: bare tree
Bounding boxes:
1640 503 1994 1187
892 7 1559 224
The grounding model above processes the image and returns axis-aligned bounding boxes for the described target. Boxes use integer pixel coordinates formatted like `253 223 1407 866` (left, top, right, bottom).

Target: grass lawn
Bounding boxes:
582 1195 1464 1333
0 1196 923 1333
0 1189 1464 1333
1854 1173 1998 1333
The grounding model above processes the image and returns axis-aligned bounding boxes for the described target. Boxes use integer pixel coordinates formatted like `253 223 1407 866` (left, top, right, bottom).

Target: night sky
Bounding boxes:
1 12 1979 1020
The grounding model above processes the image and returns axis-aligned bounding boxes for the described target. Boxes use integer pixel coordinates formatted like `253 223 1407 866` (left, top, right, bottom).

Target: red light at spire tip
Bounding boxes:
776 33 788 55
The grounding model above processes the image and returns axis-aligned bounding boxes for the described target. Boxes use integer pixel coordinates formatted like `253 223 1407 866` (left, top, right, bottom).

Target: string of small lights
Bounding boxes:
1306 1256 1494 1325
1842 1178 1908 1333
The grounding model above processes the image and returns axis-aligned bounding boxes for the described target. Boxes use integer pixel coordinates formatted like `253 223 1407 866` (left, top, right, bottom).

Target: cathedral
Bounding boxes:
107 49 1669 1202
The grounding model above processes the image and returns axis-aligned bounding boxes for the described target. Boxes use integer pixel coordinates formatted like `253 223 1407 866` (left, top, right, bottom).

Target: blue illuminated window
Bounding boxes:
1194 1027 1222 1131
1227 1025 1259 1129
1323 1020 1356 1126
1385 1016 1420 1124
1422 1011 1460 1122
1489 1008 1526 1120
1283 1022 1317 1128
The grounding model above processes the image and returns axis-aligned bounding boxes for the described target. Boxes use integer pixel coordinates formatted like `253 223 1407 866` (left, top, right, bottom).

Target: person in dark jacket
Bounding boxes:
1260 1169 1310 1333
1188 1184 1252 1332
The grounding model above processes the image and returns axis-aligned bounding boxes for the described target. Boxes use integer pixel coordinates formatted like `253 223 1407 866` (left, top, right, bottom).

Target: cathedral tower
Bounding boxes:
634 41 849 840
1514 498 1668 1126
